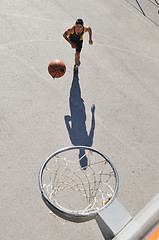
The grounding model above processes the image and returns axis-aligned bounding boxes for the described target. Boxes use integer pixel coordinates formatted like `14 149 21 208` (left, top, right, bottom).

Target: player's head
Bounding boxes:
75 19 84 26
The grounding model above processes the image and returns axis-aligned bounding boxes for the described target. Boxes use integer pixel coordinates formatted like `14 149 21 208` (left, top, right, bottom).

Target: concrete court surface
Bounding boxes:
0 0 159 239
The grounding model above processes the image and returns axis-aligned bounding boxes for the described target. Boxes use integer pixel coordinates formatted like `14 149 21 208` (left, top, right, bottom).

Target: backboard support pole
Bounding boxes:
95 199 132 240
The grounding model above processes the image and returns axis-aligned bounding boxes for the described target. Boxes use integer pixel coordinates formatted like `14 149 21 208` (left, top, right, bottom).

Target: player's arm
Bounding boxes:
85 26 93 45
63 27 74 45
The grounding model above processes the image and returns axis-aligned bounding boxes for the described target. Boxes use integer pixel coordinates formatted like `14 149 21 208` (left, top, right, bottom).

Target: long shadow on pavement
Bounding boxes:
64 70 95 169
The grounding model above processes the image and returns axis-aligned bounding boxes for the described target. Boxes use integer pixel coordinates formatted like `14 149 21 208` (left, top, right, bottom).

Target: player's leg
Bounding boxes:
74 40 83 70
75 52 80 65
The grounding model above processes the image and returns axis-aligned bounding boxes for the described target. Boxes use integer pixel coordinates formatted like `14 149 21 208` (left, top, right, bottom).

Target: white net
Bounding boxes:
41 147 117 214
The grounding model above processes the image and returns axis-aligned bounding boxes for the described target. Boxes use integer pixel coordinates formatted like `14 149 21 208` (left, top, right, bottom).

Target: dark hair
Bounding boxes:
75 19 84 26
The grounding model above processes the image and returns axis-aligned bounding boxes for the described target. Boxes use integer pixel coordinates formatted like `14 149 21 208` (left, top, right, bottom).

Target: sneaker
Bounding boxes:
74 64 78 71
77 60 81 67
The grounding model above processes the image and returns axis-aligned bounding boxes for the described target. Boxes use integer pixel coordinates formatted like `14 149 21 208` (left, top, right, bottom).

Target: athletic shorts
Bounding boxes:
70 39 83 53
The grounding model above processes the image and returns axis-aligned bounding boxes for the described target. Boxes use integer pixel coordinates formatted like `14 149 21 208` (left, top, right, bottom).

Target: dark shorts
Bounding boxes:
70 38 83 53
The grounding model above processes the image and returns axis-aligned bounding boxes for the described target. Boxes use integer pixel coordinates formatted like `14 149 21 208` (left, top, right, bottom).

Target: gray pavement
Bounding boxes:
0 0 159 239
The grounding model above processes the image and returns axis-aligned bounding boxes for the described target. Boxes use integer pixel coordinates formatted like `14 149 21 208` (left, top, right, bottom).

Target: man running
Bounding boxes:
63 19 93 70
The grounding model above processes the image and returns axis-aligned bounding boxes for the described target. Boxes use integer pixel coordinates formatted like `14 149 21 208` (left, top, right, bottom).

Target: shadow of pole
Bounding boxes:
124 0 159 27
64 70 95 169
136 0 146 16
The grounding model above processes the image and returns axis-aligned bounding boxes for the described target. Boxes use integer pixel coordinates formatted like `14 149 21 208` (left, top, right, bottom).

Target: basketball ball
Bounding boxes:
48 59 66 78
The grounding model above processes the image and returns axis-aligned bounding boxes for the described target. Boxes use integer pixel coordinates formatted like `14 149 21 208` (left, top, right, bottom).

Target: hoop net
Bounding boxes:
40 147 118 216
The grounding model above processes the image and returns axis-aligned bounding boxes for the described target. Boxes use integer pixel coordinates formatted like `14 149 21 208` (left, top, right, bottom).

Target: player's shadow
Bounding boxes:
64 70 95 169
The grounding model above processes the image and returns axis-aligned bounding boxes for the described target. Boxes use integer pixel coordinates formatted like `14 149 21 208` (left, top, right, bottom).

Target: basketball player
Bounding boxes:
63 19 93 70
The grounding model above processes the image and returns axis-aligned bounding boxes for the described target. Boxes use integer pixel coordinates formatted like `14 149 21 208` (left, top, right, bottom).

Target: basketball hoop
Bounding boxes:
39 146 132 239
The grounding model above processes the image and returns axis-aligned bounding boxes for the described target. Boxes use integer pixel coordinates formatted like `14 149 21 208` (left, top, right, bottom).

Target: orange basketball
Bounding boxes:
48 59 66 78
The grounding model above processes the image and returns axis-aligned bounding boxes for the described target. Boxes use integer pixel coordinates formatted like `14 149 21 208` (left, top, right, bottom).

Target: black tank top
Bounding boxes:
69 26 85 41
